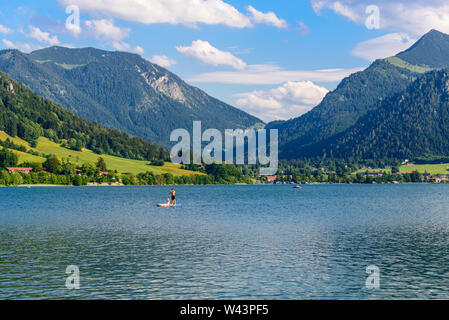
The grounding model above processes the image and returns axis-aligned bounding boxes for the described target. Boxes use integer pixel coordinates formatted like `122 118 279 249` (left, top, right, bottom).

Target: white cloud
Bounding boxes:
112 41 129 51
150 55 177 68
2 39 14 48
330 1 359 22
176 40 247 70
311 0 449 35
234 81 329 122
112 41 144 54
85 19 130 41
247 6 287 29
84 19 141 54
312 1 372 24
297 21 310 36
2 39 15 48
351 33 417 61
187 64 363 85
26 25 59 45
59 0 253 28
2 39 42 53
67 24 82 38
0 24 13 34
134 46 144 55
228 46 252 55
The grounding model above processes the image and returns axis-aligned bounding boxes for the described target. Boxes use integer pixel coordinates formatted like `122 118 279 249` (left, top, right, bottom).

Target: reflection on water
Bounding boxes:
0 185 449 299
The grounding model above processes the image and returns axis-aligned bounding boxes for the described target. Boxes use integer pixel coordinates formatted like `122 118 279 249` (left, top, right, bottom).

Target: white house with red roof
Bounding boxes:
6 167 33 174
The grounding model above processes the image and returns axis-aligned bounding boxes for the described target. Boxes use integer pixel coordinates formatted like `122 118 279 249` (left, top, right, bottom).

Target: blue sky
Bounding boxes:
0 0 447 122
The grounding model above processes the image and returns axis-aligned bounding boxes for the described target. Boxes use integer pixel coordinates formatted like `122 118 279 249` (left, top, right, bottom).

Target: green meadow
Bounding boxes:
0 131 200 176
354 164 449 175
398 164 449 175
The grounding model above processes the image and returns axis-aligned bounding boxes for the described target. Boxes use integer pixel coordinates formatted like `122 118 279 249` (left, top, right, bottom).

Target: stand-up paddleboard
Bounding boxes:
157 203 181 208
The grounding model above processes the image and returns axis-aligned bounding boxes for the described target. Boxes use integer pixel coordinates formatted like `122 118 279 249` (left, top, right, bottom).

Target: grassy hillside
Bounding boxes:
399 163 449 175
0 146 46 163
0 70 168 161
355 164 449 175
0 130 199 176
385 57 433 73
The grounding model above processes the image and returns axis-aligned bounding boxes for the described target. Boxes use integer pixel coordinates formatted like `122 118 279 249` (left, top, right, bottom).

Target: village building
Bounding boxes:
362 171 384 177
6 167 33 174
427 176 441 183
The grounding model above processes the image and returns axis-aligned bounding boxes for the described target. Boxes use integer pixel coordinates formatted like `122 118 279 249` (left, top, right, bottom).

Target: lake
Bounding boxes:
1 184 449 299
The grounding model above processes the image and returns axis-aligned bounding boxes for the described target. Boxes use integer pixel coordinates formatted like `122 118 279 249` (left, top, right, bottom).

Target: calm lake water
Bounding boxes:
1 184 449 299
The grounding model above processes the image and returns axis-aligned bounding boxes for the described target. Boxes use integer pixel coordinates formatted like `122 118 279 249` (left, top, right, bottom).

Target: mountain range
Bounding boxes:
269 29 449 161
0 46 263 147
1 29 449 163
299 68 449 160
0 70 168 161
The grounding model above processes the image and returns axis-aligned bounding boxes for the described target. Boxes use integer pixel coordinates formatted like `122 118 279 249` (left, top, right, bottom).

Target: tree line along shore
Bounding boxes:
1 147 449 187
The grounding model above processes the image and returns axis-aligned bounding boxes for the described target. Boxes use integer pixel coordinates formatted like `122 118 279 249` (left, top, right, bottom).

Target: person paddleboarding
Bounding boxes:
168 188 176 206
157 188 180 207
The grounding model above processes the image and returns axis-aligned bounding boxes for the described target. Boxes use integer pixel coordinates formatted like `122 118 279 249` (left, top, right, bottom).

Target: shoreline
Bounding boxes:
1 182 448 188
8 183 125 187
